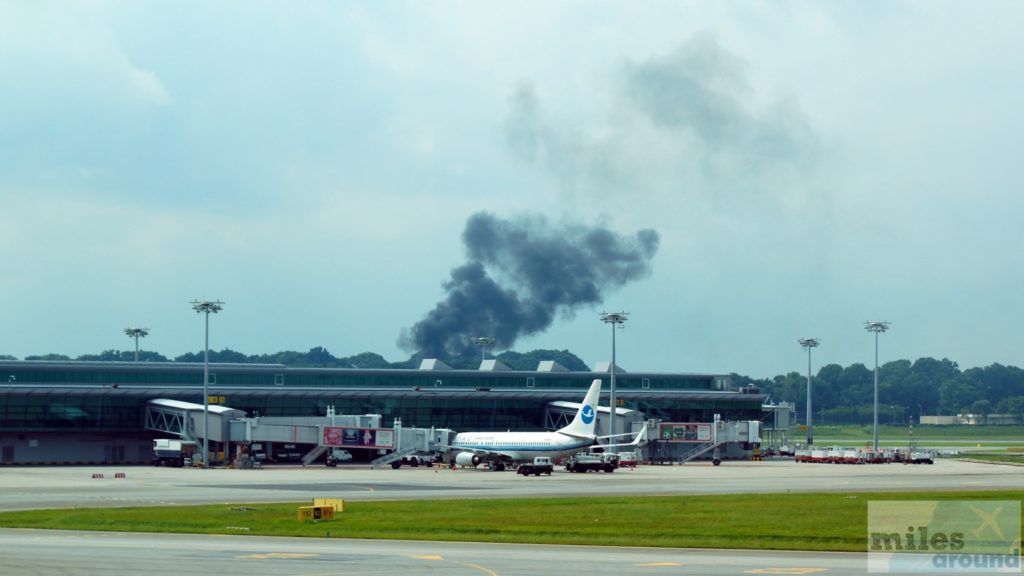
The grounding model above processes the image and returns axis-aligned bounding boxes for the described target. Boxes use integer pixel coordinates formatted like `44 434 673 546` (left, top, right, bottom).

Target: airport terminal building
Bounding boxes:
0 360 766 464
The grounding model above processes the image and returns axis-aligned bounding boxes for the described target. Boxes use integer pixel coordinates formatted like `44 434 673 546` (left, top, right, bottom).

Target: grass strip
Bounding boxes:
0 491 1021 552
810 424 1024 441
953 453 1024 465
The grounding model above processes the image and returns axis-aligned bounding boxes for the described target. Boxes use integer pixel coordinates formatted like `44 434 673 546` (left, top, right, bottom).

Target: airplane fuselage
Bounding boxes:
451 431 593 462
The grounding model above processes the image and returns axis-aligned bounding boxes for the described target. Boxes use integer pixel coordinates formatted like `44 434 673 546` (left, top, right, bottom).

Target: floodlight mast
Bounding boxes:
600 311 628 453
191 300 224 468
124 328 150 362
473 337 495 365
798 338 820 446
863 321 891 451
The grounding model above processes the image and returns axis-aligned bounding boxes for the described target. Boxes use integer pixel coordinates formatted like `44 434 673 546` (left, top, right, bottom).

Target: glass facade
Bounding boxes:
0 361 760 433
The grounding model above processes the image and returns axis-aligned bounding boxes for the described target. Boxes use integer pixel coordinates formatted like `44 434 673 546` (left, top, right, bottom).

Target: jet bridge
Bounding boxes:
145 399 245 444
226 410 454 466
646 416 762 464
143 400 456 467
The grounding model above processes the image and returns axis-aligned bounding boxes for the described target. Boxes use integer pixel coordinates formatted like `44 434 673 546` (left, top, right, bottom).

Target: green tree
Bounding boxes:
837 363 872 408
814 364 843 414
76 350 169 362
342 352 391 369
995 396 1024 423
903 358 960 415
939 376 976 414
879 359 911 408
24 354 71 361
969 399 993 424
497 349 589 372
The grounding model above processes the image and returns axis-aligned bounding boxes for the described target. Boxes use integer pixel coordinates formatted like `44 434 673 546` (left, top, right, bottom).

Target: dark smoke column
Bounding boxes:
400 212 660 360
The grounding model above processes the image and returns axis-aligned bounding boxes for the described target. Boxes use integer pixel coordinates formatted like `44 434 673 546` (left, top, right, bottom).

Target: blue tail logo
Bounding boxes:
581 404 595 424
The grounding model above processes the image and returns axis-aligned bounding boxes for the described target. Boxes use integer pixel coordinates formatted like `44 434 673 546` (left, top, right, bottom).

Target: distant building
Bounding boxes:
0 359 763 464
920 414 1019 425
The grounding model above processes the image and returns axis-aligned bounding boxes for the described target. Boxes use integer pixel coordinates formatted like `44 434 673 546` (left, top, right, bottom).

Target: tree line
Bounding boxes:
732 357 1024 424
5 349 1021 421
5 347 591 372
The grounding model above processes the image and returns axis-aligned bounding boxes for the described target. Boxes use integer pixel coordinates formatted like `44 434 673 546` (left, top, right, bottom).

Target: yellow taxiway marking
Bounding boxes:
636 562 685 567
745 565 823 569
239 552 320 560
456 561 499 576
410 555 497 575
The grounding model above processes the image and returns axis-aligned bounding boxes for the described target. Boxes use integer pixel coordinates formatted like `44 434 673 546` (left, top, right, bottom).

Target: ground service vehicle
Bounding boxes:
391 452 439 469
325 449 353 467
565 452 619 473
617 451 638 468
152 439 195 467
517 457 554 476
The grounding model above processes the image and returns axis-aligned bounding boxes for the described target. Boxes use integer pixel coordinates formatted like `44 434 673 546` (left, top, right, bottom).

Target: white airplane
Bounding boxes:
448 378 618 471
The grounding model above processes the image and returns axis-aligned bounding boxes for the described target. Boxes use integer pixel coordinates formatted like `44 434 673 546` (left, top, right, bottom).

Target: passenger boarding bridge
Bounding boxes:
145 398 761 467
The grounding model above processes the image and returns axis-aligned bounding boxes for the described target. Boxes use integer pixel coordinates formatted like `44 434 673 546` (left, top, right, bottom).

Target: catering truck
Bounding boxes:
564 452 619 473
152 439 195 467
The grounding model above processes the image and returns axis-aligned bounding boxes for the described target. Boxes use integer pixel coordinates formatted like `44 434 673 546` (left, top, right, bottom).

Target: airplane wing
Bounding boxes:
595 428 647 450
440 445 516 462
595 431 637 440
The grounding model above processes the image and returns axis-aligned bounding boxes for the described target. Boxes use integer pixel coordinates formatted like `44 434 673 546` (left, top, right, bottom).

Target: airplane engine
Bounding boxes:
455 452 481 467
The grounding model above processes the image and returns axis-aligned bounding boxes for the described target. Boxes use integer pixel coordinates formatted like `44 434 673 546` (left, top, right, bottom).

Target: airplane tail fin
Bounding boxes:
558 379 602 438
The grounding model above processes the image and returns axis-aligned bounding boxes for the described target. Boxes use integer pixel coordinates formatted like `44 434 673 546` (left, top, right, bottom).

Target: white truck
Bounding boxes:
152 439 195 467
565 452 619 473
516 457 554 476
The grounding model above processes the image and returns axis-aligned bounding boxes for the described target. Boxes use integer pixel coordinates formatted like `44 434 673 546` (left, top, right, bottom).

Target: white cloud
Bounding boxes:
1 2 1022 375
0 2 170 108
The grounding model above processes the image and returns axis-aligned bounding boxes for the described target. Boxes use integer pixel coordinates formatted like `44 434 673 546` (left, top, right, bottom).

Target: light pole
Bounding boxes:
192 300 224 467
472 337 495 366
124 328 149 362
864 321 890 451
600 311 628 453
798 338 820 446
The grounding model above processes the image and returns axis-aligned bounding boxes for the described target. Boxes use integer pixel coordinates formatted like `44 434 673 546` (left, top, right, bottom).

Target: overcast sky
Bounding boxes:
1 2 1022 378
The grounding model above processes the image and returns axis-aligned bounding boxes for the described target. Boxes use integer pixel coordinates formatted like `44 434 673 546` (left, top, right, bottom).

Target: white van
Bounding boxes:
326 449 353 467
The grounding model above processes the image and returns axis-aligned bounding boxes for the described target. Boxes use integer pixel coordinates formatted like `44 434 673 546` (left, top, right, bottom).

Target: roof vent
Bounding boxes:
479 359 511 371
418 359 452 371
594 361 627 374
537 360 569 372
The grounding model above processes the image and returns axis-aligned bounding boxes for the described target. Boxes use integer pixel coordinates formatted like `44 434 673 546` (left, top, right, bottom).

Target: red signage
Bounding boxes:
323 426 394 449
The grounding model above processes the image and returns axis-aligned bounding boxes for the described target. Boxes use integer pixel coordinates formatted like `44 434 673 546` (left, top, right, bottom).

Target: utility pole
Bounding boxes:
798 338 820 446
192 300 224 467
600 311 628 453
472 337 495 367
124 328 150 362
864 321 890 451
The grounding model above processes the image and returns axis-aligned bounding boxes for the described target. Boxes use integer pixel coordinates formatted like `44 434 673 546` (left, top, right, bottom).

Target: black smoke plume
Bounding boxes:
401 212 659 360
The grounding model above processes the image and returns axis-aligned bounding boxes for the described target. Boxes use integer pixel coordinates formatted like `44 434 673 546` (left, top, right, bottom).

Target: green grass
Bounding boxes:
1 491 1021 552
811 424 1024 442
953 452 1024 465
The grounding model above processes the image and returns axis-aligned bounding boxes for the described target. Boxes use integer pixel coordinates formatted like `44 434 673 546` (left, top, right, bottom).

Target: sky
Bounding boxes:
1 1 1022 378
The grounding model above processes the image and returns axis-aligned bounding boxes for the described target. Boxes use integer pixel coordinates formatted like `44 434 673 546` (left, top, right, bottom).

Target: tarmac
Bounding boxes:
1 459 1020 576
0 458 1021 512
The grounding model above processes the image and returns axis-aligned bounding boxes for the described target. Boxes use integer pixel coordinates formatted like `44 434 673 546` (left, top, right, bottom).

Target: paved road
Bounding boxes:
0 459 1020 512
0 528 868 576
0 461 1019 575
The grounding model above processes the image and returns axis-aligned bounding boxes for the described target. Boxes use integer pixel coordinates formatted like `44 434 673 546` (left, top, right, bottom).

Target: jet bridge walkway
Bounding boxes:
145 399 245 444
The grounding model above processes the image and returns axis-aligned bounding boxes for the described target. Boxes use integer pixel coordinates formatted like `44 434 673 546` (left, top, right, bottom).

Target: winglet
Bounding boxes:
558 379 602 438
